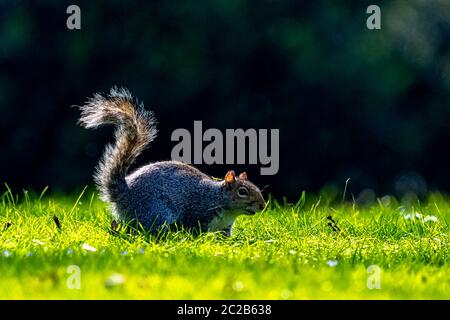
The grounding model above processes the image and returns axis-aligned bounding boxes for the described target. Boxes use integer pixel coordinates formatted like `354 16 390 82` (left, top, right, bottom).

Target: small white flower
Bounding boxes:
105 273 126 288
326 260 338 267
404 212 424 221
424 215 438 223
66 249 74 255
404 212 438 223
232 281 244 292
82 243 97 252
2 250 11 258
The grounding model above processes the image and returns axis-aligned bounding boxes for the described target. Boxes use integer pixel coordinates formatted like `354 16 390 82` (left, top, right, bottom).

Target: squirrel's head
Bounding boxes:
222 170 266 215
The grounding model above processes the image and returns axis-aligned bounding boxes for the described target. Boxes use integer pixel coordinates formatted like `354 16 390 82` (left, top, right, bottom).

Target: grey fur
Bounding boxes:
78 87 266 235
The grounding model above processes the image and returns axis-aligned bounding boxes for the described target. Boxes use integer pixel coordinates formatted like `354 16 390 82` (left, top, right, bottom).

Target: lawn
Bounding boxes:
0 186 448 299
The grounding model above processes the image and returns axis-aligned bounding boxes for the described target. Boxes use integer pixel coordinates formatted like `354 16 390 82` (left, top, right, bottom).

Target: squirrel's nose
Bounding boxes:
259 200 266 211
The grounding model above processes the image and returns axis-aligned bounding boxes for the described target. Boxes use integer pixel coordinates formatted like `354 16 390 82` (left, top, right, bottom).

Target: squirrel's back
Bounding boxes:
122 161 227 230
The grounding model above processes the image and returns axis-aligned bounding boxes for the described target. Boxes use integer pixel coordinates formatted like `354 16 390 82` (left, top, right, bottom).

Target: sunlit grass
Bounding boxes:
0 186 449 299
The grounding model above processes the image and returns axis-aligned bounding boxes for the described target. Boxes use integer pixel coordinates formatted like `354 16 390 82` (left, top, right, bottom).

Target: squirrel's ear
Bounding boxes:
224 170 236 185
239 172 247 180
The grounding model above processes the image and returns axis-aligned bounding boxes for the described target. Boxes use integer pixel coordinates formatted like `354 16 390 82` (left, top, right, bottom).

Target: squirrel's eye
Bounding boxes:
237 187 249 198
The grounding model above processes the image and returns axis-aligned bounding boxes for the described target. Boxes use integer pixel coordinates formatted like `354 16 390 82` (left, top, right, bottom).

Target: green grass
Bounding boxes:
0 186 449 299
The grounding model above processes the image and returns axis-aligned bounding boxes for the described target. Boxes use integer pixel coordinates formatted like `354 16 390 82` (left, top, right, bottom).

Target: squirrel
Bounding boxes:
78 87 266 236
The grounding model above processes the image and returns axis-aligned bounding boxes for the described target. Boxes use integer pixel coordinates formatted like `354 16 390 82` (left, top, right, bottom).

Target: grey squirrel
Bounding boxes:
78 87 266 235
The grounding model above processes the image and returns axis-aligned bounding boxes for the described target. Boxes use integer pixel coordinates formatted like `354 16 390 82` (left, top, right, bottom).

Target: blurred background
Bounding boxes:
1 0 450 202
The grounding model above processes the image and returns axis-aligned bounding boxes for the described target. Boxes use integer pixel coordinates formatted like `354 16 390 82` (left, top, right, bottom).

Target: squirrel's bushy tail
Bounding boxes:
78 87 157 202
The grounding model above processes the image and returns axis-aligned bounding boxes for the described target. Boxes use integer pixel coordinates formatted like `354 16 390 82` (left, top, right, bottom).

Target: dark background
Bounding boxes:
1 0 450 202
